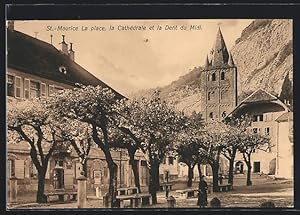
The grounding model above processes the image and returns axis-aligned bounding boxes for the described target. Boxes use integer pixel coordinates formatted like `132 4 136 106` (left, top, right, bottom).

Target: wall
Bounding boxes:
7 67 73 100
276 121 293 178
159 157 179 181
200 66 237 121
7 145 151 194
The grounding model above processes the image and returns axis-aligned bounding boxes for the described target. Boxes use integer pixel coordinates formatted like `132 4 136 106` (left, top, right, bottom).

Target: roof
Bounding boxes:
7 29 125 99
211 27 229 67
242 89 278 103
226 89 289 118
275 112 293 122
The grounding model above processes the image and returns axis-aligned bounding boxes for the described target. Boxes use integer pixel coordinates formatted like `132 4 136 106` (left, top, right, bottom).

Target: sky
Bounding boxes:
13 19 253 97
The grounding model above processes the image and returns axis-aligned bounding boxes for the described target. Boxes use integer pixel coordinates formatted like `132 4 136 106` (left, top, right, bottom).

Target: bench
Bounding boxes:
159 183 173 191
217 183 233 192
175 188 198 199
117 187 138 196
44 191 77 202
116 193 152 208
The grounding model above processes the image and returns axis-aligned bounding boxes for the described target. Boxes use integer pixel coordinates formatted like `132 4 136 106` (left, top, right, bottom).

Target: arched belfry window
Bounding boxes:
208 92 211 101
221 71 225 80
212 73 216 81
222 111 227 118
209 112 214 119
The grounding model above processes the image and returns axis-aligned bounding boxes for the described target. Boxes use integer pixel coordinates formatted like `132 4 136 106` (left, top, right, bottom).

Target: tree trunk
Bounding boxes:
243 153 252 186
246 161 252 186
211 162 219 192
197 163 202 179
187 165 194 187
228 158 235 184
128 149 141 192
36 168 47 203
228 148 237 185
93 126 118 207
149 159 159 204
102 147 118 207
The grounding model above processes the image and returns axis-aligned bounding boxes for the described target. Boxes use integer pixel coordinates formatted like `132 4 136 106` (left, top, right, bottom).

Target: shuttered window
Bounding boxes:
49 85 54 96
265 127 271 136
264 113 273 122
7 75 15 97
24 79 30 99
15 76 21 98
8 160 15 177
41 83 47 97
30 80 40 98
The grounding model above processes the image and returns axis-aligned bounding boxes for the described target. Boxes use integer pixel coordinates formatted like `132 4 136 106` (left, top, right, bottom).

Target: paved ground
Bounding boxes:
7 174 294 209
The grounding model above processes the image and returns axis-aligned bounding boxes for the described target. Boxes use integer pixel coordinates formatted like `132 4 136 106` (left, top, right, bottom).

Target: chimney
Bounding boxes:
50 34 53 45
69 43 75 61
7 20 14 31
60 35 68 55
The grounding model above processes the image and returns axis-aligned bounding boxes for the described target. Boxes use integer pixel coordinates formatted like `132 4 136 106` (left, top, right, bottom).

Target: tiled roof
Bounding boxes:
226 89 290 118
242 89 277 103
7 29 124 99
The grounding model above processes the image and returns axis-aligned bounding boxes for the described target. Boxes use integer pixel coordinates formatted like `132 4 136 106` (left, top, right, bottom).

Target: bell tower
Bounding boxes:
200 27 237 121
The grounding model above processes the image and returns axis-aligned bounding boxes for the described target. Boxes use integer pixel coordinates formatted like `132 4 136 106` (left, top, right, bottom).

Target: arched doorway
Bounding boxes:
235 161 244 174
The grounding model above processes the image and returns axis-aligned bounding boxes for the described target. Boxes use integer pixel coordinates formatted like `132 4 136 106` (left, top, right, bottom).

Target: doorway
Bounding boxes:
54 160 64 190
253 162 261 173
235 161 244 174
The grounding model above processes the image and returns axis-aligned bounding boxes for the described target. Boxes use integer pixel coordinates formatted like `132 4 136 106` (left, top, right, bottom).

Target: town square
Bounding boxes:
6 18 293 209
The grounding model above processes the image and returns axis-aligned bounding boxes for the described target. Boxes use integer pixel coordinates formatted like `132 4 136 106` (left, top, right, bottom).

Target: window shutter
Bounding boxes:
41 83 47 97
15 76 22 98
24 79 30 99
15 160 25 179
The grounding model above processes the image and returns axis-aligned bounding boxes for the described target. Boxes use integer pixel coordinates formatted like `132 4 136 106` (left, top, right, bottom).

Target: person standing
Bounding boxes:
197 175 208 208
218 173 223 185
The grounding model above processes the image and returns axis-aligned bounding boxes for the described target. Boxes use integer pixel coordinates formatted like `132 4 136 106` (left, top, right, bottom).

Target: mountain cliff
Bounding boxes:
139 19 293 114
231 19 292 101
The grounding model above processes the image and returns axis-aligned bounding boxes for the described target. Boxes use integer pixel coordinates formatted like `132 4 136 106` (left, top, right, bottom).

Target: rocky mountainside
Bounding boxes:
133 19 293 114
231 19 292 101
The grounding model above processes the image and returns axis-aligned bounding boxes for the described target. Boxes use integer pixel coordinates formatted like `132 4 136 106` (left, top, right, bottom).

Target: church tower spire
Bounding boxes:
200 27 237 122
211 27 229 67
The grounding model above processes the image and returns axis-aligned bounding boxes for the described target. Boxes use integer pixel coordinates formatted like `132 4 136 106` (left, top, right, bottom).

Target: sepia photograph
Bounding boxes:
6 18 293 209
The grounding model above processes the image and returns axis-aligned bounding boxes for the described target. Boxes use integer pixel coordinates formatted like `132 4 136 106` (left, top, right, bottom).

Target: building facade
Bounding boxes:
227 89 293 177
178 27 293 180
6 23 151 195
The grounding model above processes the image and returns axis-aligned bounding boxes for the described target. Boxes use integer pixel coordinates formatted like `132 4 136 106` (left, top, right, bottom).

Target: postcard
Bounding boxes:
6 17 293 210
